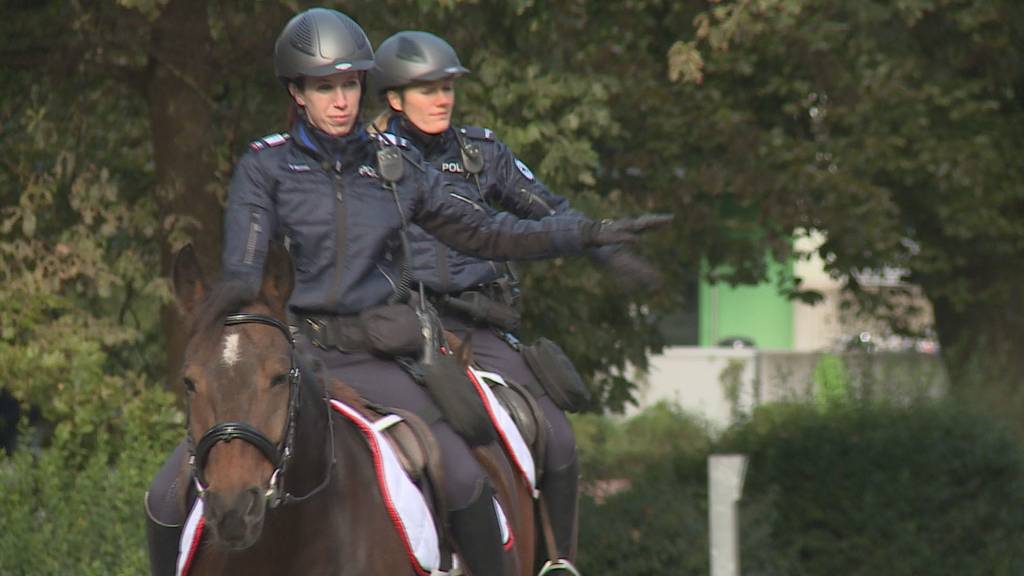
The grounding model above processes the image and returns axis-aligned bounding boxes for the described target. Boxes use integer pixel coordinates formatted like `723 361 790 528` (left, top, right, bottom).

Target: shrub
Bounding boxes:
720 401 1024 576
576 400 1024 575
0 383 180 576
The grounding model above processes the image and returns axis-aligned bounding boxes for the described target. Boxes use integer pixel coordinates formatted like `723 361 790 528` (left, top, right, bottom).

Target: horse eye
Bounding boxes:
182 377 196 394
270 373 289 387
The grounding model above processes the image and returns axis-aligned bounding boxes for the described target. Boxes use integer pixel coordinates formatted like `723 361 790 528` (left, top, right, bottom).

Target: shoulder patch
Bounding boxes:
513 158 535 181
248 132 291 152
371 131 410 149
458 126 495 141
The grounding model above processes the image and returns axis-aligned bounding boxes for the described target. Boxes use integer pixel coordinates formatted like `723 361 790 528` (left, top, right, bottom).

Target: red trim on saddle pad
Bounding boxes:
329 399 433 576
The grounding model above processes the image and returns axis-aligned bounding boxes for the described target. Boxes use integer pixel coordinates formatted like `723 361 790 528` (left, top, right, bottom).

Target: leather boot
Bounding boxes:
145 491 183 576
449 483 512 576
540 455 579 560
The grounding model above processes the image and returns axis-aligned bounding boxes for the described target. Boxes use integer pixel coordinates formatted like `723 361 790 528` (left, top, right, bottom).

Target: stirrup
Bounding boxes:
538 559 581 576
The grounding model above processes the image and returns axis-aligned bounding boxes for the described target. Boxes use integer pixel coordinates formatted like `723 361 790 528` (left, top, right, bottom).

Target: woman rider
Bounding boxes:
143 8 668 576
369 31 663 575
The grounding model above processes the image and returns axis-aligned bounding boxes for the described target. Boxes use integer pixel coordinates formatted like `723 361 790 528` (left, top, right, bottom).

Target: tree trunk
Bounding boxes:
146 0 221 394
931 280 1024 435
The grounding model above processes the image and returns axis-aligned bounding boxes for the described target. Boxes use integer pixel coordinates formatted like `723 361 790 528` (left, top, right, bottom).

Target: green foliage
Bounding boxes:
573 403 713 575
684 0 1024 386
577 400 1024 575
1 46 180 573
812 352 850 410
0 386 180 576
572 401 711 480
720 401 1024 575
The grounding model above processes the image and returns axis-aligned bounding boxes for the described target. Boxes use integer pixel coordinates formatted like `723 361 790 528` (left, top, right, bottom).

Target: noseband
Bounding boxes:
187 312 334 508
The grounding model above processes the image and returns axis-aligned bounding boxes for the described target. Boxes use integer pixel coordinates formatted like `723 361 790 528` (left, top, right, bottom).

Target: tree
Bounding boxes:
669 0 1024 415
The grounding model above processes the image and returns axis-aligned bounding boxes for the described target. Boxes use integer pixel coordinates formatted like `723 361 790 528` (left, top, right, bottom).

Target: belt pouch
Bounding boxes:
359 304 424 357
520 337 591 412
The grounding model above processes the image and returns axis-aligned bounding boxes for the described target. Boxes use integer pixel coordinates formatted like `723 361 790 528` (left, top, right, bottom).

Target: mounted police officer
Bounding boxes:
370 30 664 576
143 8 671 576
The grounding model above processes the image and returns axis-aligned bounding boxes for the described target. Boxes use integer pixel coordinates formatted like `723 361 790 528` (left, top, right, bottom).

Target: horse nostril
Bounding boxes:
203 491 225 523
244 486 265 520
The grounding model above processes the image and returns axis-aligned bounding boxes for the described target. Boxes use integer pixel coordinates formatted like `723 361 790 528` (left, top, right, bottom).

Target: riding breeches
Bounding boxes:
298 338 489 511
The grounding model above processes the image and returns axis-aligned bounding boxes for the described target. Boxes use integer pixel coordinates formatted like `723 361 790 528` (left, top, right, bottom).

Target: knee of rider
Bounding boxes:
538 402 578 469
445 462 489 512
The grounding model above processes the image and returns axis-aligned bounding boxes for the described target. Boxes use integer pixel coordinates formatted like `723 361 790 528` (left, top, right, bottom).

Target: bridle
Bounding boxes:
187 312 335 508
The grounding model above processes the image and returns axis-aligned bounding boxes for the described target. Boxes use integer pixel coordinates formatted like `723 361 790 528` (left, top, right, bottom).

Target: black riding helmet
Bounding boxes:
369 31 469 97
274 8 375 84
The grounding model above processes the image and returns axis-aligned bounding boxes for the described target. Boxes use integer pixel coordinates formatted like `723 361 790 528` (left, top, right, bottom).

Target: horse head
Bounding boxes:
172 242 297 550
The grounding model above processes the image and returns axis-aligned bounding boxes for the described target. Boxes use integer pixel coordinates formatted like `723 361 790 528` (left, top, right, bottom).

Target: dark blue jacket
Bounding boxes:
222 120 592 316
387 117 601 295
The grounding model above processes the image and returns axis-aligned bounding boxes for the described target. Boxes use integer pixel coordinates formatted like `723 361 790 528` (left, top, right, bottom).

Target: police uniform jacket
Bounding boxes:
387 117 605 296
222 120 592 316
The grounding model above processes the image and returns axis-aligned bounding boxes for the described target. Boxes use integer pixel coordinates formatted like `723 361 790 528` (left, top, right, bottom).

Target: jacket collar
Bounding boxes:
388 115 455 161
290 116 372 171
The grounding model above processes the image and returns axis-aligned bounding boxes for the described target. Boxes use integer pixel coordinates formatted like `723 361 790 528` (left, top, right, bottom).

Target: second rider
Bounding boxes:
370 30 663 575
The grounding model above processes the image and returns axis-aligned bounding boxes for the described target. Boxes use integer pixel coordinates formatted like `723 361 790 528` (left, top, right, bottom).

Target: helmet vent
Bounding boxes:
395 36 427 64
290 15 315 57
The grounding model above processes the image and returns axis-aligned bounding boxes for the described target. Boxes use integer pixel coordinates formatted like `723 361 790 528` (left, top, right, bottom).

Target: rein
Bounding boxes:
187 312 336 508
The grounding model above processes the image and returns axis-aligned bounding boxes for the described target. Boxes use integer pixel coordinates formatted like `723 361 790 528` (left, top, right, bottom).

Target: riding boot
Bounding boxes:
449 482 512 576
145 492 183 576
540 454 580 561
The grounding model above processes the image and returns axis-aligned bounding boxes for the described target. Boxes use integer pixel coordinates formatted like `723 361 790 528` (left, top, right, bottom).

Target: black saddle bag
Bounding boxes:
414 353 496 448
521 337 591 412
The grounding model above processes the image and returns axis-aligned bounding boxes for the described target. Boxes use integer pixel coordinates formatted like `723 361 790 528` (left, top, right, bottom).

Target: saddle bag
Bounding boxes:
415 353 496 448
521 337 591 413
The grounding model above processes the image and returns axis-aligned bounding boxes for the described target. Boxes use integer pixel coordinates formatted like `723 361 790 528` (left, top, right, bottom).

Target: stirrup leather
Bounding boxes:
538 559 581 576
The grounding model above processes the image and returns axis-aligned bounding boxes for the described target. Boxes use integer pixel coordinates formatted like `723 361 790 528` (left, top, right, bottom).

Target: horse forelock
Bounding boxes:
189 280 277 347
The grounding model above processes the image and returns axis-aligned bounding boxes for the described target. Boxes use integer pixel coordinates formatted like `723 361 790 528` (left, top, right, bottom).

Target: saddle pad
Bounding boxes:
174 399 441 576
466 367 538 495
330 399 440 574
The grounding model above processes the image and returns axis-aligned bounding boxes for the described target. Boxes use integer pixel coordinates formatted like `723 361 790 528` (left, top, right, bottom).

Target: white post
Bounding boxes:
708 454 748 576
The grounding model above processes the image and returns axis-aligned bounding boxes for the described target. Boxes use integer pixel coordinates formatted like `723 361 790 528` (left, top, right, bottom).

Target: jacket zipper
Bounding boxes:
331 163 347 309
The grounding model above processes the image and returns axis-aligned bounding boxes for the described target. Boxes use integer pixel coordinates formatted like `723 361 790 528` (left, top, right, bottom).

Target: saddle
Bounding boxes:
479 370 548 486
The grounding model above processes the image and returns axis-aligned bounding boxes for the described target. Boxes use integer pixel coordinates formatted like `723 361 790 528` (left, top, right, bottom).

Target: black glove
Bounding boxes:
581 213 674 247
604 248 663 292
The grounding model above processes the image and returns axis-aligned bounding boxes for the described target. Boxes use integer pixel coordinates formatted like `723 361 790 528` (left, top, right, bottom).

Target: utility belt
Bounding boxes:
295 303 497 447
294 304 424 357
434 282 521 332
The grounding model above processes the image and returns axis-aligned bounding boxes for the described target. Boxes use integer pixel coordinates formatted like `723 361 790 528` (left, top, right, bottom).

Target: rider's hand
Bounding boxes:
581 213 674 246
604 248 663 292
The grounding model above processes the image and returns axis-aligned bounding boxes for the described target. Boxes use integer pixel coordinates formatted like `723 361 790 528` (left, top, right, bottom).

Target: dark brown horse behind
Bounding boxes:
169 243 534 575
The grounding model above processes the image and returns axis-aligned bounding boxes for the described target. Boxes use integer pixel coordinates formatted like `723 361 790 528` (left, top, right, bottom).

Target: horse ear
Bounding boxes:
260 241 295 311
172 243 207 316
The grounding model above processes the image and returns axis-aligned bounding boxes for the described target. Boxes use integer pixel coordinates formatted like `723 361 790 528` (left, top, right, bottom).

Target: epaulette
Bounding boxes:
248 132 291 152
457 126 495 141
371 131 410 149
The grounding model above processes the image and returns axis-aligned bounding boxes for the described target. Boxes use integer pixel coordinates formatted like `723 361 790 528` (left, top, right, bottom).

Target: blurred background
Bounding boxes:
2 0 1023 573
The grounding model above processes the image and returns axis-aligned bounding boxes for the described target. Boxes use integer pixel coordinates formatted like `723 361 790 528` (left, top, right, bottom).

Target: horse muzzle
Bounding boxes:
203 486 268 550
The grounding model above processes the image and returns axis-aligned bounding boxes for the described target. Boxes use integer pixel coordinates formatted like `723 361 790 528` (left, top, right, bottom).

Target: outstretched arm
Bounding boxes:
411 167 670 261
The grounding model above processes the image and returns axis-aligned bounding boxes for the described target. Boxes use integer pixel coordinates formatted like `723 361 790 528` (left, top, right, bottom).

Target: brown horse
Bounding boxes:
170 242 535 575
